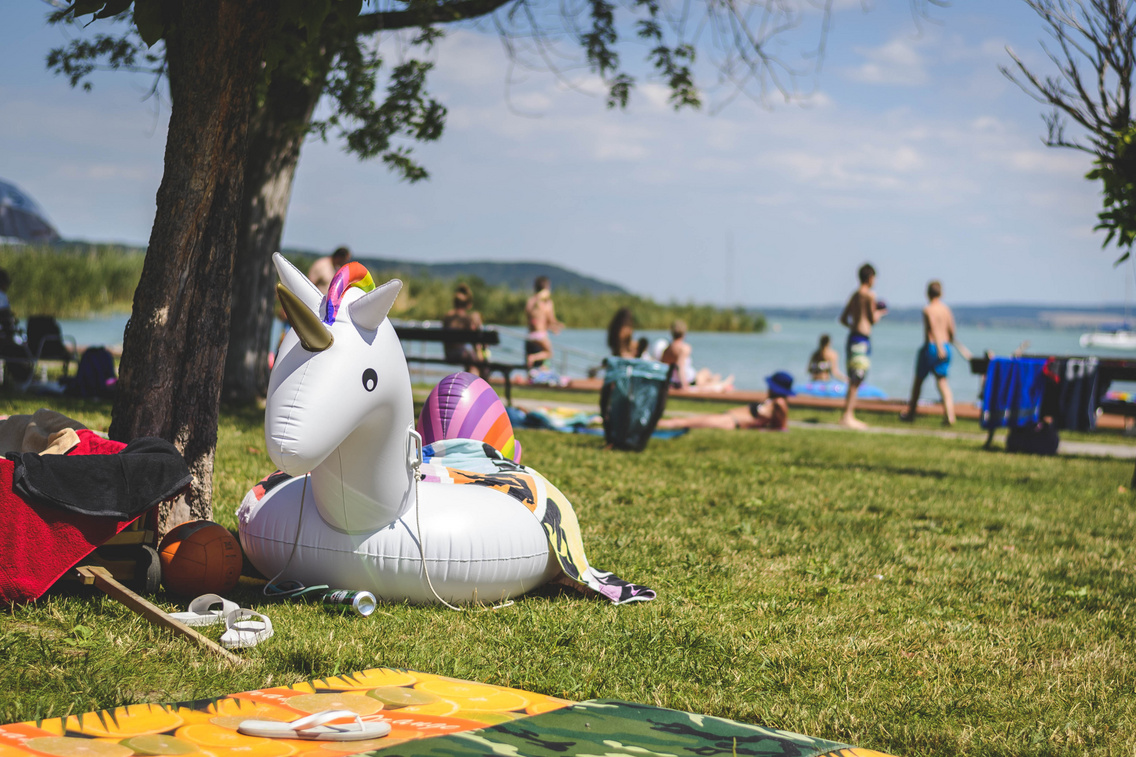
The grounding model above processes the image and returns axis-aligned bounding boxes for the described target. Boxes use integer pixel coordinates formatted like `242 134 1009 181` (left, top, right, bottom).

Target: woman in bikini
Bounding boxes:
656 372 794 431
807 334 847 383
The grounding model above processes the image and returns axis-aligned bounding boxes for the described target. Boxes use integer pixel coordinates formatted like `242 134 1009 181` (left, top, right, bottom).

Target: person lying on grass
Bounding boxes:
657 371 794 431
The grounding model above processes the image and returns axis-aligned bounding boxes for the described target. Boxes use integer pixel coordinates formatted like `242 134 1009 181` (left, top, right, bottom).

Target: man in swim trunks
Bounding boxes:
839 263 887 430
901 280 972 425
524 276 563 368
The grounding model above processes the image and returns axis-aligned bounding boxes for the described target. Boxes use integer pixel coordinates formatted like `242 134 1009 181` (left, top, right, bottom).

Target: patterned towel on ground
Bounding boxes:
421 438 656 605
507 406 687 440
0 669 571 756
369 699 892 757
0 672 897 757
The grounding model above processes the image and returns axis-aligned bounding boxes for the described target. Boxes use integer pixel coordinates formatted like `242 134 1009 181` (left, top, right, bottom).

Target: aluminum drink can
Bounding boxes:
322 589 377 616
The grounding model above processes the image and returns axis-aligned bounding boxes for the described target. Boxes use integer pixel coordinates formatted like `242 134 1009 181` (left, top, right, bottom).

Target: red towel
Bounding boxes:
0 430 138 606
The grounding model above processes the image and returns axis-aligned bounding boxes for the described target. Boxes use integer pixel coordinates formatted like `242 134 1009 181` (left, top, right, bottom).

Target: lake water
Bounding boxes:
59 313 1135 401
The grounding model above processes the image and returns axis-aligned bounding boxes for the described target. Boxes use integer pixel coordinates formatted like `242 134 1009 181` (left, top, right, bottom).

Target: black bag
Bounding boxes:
67 346 117 399
1005 421 1059 456
599 357 671 451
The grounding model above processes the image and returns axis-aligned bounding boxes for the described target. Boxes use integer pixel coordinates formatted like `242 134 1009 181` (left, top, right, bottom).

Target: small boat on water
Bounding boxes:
1079 324 1136 350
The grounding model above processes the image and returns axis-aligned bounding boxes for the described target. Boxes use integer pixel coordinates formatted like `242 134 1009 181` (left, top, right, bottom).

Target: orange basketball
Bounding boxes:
158 520 242 596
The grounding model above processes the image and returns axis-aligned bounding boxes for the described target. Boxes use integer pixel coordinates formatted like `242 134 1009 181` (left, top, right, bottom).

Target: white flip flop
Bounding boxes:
169 594 240 627
219 608 274 649
237 710 391 741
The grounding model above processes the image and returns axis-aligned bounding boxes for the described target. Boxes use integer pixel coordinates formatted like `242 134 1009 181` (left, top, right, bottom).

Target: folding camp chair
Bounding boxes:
25 315 77 377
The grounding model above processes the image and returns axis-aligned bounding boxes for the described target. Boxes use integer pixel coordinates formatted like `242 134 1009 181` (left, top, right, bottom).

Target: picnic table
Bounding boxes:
394 325 527 404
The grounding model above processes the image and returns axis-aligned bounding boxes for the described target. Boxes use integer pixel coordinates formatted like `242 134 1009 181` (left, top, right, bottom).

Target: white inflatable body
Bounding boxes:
239 476 558 604
237 255 559 604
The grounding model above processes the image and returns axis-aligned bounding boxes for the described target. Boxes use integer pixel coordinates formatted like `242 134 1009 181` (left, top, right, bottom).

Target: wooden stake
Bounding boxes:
75 565 245 666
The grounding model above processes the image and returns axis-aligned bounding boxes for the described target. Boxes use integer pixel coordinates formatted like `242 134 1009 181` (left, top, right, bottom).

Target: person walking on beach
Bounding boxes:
524 276 563 368
839 263 887 429
901 280 972 425
308 246 352 296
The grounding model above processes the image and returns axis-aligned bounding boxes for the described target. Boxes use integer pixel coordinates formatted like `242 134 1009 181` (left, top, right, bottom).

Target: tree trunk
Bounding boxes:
110 0 273 533
222 71 326 403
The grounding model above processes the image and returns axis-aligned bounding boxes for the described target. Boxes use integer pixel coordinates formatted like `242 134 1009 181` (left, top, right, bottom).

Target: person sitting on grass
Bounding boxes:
808 334 847 383
607 307 637 358
661 319 734 392
657 371 794 431
441 283 485 376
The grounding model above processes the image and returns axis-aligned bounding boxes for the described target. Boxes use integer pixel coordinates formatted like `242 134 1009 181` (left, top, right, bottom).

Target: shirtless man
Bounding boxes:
902 280 972 425
839 263 887 429
308 246 352 296
524 276 563 368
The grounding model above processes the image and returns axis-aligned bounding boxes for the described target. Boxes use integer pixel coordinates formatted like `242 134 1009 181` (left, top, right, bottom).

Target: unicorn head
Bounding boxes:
266 253 416 532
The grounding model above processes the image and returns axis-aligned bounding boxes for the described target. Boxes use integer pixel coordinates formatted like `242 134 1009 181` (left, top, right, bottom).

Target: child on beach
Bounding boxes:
901 280 972 425
839 263 887 429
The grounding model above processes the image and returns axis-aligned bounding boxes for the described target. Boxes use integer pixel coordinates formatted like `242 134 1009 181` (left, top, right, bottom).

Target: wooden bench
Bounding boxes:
394 325 527 404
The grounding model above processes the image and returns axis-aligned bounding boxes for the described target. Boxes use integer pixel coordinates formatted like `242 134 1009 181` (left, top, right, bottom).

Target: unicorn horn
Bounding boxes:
277 283 333 352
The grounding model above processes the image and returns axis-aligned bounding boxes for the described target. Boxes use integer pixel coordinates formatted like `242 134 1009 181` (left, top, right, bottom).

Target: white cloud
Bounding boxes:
845 37 929 86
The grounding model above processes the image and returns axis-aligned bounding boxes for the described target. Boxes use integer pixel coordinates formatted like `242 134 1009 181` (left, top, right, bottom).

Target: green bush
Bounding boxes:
0 243 144 317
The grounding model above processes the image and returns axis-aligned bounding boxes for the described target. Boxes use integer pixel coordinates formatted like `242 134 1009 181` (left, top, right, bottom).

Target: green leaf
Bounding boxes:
133 0 163 46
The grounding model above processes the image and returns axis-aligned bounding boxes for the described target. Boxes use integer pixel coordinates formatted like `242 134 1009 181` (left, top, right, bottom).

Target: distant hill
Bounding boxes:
283 249 629 295
761 303 1133 329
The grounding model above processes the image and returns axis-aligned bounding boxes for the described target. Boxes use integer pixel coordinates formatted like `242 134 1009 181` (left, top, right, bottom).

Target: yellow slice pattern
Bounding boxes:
65 706 185 739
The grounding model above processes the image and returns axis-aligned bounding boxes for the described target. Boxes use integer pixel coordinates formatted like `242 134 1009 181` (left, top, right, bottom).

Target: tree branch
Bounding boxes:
358 0 516 33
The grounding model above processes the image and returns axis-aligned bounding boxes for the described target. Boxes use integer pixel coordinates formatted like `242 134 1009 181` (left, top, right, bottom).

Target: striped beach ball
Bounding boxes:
417 372 521 462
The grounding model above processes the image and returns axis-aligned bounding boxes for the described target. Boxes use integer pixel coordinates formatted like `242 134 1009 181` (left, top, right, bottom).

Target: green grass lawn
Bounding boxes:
1 390 1135 755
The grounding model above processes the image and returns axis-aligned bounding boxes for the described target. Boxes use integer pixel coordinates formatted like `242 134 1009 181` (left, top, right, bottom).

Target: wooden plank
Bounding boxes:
394 326 501 346
75 565 245 666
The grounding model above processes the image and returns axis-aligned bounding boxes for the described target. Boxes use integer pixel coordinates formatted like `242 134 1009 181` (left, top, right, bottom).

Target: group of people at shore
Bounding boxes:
833 263 971 429
307 249 971 432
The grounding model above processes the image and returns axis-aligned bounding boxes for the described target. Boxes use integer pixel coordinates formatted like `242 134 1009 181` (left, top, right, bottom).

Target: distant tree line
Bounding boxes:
284 255 766 332
0 244 762 332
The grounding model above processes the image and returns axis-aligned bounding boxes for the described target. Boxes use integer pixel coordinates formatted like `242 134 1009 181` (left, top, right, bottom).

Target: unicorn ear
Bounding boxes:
273 252 323 312
350 279 402 331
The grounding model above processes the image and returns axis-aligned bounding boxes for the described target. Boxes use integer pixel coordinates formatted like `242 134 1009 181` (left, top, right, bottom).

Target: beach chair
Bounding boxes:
25 315 77 377
0 315 78 388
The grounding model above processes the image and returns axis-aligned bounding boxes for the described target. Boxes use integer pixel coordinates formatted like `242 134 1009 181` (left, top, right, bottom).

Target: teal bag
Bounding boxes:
600 357 672 451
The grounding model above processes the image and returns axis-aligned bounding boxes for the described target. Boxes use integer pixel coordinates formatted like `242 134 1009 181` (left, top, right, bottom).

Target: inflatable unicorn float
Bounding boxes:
238 255 654 606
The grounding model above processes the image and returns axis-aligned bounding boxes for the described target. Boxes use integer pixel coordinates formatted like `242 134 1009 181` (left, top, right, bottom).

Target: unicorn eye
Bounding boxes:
362 368 378 392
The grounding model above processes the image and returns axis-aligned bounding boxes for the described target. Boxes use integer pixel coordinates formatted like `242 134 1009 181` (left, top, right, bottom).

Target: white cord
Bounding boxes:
262 473 308 598
409 428 513 612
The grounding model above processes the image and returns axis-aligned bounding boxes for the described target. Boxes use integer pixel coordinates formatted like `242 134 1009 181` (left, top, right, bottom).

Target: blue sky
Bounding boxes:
0 1 1127 308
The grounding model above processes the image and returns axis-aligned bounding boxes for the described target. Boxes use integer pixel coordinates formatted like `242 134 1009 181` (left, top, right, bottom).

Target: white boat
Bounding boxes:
1079 325 1136 350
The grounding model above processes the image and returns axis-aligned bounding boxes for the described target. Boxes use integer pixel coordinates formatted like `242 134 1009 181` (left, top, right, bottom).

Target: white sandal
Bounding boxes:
238 710 391 741
169 594 240 627
219 608 274 649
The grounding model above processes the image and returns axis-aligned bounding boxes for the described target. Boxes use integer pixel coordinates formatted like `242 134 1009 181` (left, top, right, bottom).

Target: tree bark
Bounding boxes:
222 70 326 403
110 0 273 533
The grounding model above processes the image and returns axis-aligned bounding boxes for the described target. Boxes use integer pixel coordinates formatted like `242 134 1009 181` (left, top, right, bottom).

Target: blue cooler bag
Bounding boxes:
600 357 672 451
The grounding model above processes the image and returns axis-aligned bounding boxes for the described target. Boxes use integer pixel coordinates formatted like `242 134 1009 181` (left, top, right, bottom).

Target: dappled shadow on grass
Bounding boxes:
795 459 950 480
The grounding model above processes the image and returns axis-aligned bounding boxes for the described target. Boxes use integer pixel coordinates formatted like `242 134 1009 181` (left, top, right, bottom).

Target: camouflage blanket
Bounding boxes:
420 439 655 605
369 699 889 757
